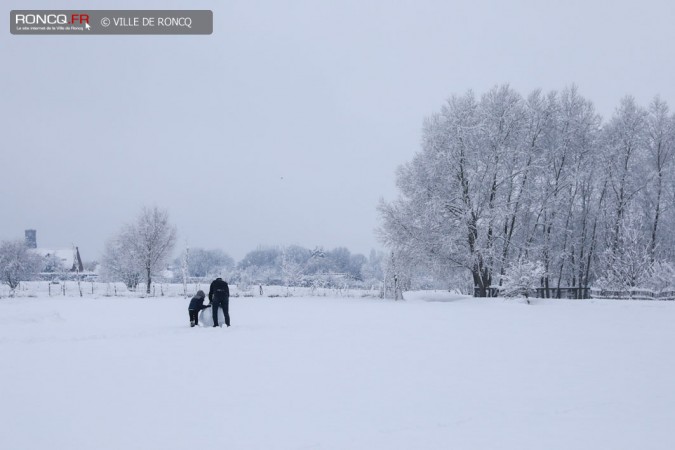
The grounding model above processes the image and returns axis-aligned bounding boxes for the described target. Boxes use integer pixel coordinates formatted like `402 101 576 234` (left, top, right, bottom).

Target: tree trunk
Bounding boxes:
472 266 487 297
584 181 607 291
650 170 662 261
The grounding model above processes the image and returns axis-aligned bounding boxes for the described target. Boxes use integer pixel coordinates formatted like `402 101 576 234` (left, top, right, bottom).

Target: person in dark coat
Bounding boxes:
188 290 211 327
208 277 230 327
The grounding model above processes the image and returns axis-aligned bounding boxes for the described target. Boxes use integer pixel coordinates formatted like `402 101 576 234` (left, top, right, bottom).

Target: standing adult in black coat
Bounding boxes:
208 277 230 327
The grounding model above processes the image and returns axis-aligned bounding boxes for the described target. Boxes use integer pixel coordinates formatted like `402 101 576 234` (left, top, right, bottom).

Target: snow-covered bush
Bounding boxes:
500 260 545 298
599 217 653 290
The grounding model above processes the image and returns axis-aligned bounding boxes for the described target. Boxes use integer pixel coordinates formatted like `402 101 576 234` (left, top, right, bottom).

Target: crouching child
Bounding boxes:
188 290 211 327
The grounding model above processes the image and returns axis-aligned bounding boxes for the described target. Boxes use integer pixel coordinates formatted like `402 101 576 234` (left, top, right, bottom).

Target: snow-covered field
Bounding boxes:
1 292 674 450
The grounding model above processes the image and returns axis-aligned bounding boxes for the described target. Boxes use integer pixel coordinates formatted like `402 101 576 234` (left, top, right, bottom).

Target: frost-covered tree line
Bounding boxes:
379 85 675 297
97 207 386 291
1 204 387 294
173 248 235 279
175 246 386 289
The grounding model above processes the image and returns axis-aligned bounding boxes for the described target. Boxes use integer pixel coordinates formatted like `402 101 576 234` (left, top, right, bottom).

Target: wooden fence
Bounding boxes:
590 289 675 301
474 286 675 300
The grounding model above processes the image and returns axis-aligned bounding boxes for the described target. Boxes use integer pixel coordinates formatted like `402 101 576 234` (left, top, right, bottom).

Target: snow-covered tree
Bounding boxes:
598 216 653 290
379 85 531 296
644 97 675 260
360 249 385 286
181 246 189 298
602 96 648 255
527 87 601 297
132 207 177 294
0 239 41 294
281 246 306 287
102 206 177 294
383 251 410 300
101 229 142 290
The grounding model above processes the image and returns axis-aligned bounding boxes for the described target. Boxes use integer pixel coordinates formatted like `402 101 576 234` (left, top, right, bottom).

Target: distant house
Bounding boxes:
34 247 83 272
25 229 93 280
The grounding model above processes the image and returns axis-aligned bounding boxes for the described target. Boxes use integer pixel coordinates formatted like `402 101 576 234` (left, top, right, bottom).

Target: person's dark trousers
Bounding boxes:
188 309 199 326
212 298 230 327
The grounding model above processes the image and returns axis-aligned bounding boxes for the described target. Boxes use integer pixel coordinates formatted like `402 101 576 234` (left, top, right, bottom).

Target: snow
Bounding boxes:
1 292 674 450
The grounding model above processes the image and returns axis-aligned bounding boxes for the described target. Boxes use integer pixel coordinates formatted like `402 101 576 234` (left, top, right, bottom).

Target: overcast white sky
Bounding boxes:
3 0 675 261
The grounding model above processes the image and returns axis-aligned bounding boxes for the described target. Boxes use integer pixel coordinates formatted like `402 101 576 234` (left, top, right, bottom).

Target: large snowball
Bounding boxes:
198 307 225 327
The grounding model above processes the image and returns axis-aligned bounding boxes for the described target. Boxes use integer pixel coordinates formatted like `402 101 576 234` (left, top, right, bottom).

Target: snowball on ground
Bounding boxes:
198 307 225 327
